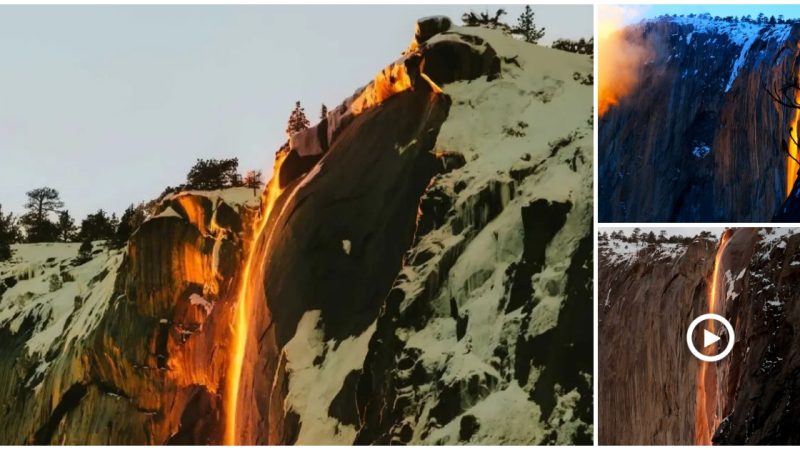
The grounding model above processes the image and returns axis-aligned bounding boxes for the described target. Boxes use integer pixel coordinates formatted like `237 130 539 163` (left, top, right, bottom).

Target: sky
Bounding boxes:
0 5 592 220
616 4 800 24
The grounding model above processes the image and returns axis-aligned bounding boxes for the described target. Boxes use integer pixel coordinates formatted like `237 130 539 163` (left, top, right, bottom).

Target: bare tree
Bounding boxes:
243 169 264 195
764 47 800 220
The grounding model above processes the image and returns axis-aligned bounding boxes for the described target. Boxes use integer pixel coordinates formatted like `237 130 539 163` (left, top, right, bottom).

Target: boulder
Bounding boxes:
420 33 501 85
415 16 452 44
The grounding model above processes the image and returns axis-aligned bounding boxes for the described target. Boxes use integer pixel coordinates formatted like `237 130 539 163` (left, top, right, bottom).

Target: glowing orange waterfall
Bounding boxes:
786 91 800 198
695 233 730 445
223 152 288 446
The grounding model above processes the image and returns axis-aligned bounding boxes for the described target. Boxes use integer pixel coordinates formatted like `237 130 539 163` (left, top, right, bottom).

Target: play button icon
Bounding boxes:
687 313 735 362
703 329 721 348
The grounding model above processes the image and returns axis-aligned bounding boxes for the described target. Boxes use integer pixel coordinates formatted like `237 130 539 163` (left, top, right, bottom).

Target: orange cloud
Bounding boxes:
598 5 653 117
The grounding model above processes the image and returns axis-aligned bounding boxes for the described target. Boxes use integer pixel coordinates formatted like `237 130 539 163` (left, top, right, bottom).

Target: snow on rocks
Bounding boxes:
0 242 123 380
656 15 794 92
351 25 593 444
283 311 376 444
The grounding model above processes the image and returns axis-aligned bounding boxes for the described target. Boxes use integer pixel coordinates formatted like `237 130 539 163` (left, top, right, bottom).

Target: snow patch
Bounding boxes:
284 310 376 444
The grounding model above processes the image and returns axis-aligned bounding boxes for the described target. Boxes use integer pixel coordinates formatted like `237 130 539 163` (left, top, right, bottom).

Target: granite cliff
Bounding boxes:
599 228 800 444
599 16 800 222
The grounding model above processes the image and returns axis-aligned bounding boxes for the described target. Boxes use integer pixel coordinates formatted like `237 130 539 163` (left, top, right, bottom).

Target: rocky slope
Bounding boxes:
599 16 800 221
0 17 593 444
0 188 260 444
599 228 800 445
255 22 593 445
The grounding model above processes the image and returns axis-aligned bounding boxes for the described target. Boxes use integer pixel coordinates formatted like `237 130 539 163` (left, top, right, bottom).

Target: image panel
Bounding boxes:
0 5 594 445
598 5 800 222
599 227 800 445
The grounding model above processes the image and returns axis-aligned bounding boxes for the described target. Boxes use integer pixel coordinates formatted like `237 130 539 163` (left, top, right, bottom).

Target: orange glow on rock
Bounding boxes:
223 150 288 446
598 6 652 117
350 62 414 115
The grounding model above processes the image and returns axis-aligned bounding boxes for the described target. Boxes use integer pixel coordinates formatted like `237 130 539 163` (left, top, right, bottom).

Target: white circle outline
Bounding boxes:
686 313 735 362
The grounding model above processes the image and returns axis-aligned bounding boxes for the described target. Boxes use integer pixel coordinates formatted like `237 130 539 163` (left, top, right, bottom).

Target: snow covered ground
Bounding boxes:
0 242 123 387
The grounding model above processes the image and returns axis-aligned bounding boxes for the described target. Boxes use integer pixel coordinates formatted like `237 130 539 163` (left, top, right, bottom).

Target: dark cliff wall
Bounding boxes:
599 237 715 444
251 89 452 443
600 228 800 445
714 228 800 445
599 20 800 221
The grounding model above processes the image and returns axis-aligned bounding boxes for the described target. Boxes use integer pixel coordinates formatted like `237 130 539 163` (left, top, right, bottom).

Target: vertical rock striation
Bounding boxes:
599 17 800 221
600 228 800 445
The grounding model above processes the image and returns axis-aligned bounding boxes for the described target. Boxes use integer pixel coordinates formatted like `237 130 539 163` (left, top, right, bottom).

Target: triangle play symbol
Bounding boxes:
704 329 721 348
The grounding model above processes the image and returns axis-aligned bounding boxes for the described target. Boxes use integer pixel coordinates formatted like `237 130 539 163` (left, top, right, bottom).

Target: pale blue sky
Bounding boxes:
0 5 591 220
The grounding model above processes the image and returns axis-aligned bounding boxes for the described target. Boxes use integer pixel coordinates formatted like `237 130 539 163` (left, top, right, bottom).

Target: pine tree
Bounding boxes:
0 204 14 261
20 187 63 242
56 210 77 242
286 101 310 137
514 5 546 44
243 169 264 195
113 205 135 248
320 103 328 121
78 209 115 242
186 158 241 190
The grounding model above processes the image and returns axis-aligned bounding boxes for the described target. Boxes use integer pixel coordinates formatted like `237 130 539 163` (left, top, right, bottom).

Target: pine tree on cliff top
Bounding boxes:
320 103 328 121
21 187 63 243
56 210 77 242
286 101 310 137
514 5 545 44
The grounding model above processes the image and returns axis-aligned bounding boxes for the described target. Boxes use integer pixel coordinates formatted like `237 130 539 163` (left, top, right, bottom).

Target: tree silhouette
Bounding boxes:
56 210 77 242
765 46 800 220
78 209 116 242
0 204 17 261
513 5 546 44
113 204 146 249
286 101 310 136
461 8 511 33
243 169 264 195
186 158 241 190
320 103 328 121
21 187 63 242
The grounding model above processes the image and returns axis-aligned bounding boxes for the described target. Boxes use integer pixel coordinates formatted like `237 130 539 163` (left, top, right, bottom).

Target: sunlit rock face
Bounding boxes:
599 228 800 445
598 17 800 222
0 189 259 444
255 22 594 445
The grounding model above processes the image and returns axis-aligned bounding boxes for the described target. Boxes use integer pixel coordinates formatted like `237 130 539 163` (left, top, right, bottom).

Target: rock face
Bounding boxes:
599 228 800 445
0 18 594 445
0 188 260 444
253 24 594 445
599 17 800 221
713 228 800 445
599 234 716 444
